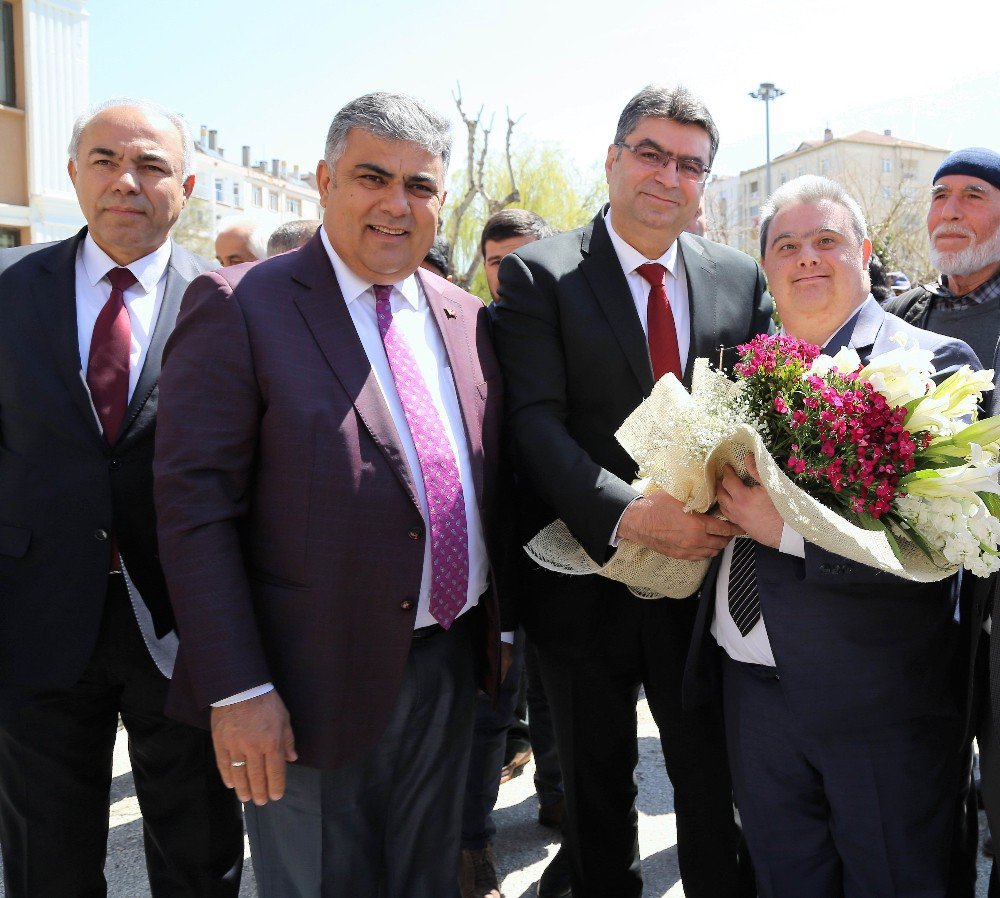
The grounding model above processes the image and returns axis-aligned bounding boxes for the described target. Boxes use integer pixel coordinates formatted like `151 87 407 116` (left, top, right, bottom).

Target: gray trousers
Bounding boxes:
244 613 478 898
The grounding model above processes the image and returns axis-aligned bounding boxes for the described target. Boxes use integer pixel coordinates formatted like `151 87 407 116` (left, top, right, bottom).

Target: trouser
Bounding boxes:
723 655 960 898
0 575 244 898
976 630 1000 897
244 607 478 898
536 589 742 898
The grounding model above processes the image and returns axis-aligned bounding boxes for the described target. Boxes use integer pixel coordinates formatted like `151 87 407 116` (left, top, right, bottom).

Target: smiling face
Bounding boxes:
317 128 446 284
604 115 710 257
927 174 1000 290
762 199 872 345
68 105 193 265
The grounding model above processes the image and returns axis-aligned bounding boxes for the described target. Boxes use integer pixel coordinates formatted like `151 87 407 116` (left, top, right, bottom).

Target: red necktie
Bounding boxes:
636 262 682 382
87 267 137 445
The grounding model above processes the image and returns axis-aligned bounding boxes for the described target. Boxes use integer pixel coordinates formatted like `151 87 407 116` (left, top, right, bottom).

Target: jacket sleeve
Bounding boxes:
154 271 272 708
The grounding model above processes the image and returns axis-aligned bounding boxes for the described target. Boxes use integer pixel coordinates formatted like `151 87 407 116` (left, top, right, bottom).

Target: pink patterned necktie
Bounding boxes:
374 285 469 629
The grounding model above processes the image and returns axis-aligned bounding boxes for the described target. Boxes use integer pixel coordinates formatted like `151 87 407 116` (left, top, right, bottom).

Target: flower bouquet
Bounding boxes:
526 332 1000 599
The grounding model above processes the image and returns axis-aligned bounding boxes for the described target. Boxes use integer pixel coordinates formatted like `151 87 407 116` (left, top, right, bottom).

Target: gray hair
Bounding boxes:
68 96 195 179
614 85 720 165
267 219 320 256
323 92 452 175
216 216 269 260
759 175 868 258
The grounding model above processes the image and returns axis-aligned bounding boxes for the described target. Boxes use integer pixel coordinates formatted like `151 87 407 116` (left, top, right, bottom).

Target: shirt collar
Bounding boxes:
319 225 422 310
604 209 680 279
81 232 172 293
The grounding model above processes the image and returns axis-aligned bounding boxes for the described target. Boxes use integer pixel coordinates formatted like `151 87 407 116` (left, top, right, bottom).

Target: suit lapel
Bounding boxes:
291 236 421 510
827 296 883 361
30 230 106 448
679 234 720 385
579 213 654 394
418 270 485 506
117 242 194 443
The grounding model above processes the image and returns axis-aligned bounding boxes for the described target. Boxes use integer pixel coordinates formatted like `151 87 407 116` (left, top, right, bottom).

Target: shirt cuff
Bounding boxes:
610 496 643 547
500 631 515 645
211 683 274 707
778 524 806 558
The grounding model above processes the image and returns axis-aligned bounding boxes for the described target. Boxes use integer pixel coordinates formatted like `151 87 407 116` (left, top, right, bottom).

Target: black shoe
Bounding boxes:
537 845 572 898
460 844 502 898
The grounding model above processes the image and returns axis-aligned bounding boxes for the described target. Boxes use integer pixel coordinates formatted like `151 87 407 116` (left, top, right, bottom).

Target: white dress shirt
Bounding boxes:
605 210 691 547
74 234 178 677
215 231 497 707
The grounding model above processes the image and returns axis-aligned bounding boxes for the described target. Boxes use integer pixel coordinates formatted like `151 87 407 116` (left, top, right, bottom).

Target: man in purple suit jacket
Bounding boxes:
154 92 510 897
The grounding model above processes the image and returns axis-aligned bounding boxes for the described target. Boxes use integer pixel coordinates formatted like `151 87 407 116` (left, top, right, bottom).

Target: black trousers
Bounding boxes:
535 587 742 898
0 575 244 898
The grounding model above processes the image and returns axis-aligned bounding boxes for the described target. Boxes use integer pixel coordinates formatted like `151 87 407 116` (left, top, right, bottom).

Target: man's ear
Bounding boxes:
861 236 873 269
67 158 77 186
182 175 195 200
316 160 331 209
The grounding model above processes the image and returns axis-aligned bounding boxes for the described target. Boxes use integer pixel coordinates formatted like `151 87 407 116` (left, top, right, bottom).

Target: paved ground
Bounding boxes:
0 694 992 896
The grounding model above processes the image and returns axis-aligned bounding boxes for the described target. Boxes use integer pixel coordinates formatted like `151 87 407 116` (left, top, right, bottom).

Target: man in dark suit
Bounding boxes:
154 91 510 898
689 175 977 897
492 84 771 898
0 99 243 896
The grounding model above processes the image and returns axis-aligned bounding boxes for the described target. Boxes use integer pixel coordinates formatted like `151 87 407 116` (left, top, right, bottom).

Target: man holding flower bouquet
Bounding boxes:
684 175 983 897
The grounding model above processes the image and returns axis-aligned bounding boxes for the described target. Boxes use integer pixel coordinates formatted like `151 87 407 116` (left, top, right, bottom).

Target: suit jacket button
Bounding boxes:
408 527 422 540
819 563 832 574
109 458 121 470
94 529 108 541
400 599 414 611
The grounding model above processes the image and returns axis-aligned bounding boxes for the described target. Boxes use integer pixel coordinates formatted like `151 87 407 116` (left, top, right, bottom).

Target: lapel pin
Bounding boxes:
444 307 457 319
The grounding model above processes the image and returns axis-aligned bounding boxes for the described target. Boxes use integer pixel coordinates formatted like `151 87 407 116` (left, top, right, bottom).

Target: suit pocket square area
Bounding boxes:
0 524 31 559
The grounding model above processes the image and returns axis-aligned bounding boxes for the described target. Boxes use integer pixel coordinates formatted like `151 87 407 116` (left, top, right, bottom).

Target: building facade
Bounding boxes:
173 128 321 259
0 0 88 246
705 128 949 279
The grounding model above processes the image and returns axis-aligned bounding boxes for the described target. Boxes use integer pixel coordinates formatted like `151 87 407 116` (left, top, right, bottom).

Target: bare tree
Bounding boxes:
442 86 522 290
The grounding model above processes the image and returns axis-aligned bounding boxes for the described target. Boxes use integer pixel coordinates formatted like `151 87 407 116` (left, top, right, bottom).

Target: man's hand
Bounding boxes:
211 690 297 806
500 641 514 683
716 454 783 549
617 490 741 560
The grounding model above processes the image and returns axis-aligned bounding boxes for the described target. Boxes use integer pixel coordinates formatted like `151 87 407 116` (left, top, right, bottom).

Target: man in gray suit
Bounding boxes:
0 98 243 896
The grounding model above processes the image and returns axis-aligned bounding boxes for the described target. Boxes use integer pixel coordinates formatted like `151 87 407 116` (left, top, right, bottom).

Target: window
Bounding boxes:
232 183 241 207
268 192 279 212
215 179 224 202
749 180 759 196
820 158 830 174
0 226 19 248
882 158 892 173
797 165 806 177
779 174 788 186
287 198 301 215
252 186 262 206
0 2 14 107
882 186 892 199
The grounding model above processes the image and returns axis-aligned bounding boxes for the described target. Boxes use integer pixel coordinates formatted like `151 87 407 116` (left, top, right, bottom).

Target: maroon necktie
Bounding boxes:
87 267 136 445
636 262 682 382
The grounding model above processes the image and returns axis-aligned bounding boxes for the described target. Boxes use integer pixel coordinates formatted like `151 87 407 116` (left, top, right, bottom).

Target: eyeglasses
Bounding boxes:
615 142 711 184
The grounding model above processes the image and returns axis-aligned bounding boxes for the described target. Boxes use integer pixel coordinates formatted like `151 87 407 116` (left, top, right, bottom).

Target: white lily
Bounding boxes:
858 335 935 405
810 346 861 378
902 449 1000 501
906 366 995 437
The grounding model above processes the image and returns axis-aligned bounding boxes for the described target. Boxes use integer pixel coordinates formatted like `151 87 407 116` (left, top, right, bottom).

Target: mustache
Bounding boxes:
930 224 976 242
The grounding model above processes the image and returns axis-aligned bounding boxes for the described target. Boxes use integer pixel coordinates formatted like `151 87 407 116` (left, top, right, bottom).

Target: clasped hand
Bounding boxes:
715 454 783 549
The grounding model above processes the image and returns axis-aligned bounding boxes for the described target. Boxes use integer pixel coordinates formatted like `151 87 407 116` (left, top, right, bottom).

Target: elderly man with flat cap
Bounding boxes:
887 147 1000 895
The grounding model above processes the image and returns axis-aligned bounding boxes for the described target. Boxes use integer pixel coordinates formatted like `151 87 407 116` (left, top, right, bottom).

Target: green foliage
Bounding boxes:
442 139 605 301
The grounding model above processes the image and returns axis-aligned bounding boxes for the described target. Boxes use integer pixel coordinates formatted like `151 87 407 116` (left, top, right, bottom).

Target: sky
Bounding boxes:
89 0 1000 186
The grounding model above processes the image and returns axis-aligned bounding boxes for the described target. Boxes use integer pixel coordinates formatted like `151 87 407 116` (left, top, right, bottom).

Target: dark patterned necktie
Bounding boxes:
374 285 469 629
728 538 761 637
636 262 682 381
87 266 136 445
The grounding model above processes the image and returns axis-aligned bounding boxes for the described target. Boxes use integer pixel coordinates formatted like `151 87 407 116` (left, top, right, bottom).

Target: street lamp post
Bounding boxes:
749 82 785 199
